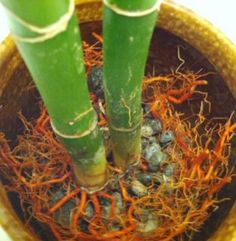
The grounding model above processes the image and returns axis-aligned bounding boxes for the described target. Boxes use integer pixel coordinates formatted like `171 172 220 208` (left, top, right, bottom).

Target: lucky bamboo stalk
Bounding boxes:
103 0 159 170
0 0 107 192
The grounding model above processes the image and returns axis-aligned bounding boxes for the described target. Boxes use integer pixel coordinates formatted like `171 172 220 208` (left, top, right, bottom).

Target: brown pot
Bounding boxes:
0 0 236 240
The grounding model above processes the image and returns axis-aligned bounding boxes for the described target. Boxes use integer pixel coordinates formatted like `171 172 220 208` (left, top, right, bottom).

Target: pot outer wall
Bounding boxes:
0 0 236 240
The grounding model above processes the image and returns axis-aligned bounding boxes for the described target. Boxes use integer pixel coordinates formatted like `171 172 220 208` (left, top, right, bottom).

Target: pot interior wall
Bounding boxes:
0 21 235 241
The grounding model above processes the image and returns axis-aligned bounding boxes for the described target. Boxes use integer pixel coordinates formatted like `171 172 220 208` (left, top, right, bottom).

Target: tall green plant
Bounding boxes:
0 0 107 192
1 0 160 189
103 0 159 170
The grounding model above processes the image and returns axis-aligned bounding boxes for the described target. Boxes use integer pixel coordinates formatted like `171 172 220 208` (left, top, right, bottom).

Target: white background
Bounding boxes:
0 0 236 44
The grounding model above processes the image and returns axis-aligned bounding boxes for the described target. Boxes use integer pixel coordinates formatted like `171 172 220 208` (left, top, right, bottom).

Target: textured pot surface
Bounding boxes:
0 0 236 240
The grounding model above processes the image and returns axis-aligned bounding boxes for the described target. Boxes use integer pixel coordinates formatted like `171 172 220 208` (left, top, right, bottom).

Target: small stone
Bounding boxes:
84 203 94 220
78 219 89 233
108 222 122 232
160 130 174 147
136 173 152 186
51 190 76 227
145 119 162 135
144 142 161 160
142 104 152 117
87 67 104 98
138 213 159 234
112 192 123 215
141 138 149 150
54 199 76 227
51 190 64 204
141 125 153 137
151 173 162 185
149 137 157 143
131 179 148 197
98 196 110 206
102 205 111 220
98 196 112 220
164 163 176 177
141 119 162 138
143 143 168 172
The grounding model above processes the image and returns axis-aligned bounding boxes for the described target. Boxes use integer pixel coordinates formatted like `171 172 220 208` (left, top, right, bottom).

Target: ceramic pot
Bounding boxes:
0 0 235 240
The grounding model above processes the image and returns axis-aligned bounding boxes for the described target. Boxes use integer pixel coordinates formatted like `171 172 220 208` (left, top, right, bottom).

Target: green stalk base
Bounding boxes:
110 127 141 171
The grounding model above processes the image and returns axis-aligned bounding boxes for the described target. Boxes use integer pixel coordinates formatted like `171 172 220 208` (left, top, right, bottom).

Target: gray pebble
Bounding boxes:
131 179 148 197
54 199 76 227
102 205 111 220
141 119 162 138
143 143 168 172
112 192 123 215
149 137 157 144
137 213 159 234
87 67 104 98
141 138 149 150
108 222 122 232
136 173 152 186
51 190 64 204
160 130 174 146
144 142 161 160
141 125 154 137
146 119 162 135
142 104 152 117
51 190 76 227
164 164 176 177
84 203 94 220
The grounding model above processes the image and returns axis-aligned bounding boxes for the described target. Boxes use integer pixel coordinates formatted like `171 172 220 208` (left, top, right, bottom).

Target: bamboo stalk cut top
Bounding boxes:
104 0 159 12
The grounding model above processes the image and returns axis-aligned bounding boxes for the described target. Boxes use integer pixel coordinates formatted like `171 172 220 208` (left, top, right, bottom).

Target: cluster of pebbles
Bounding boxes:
49 67 176 234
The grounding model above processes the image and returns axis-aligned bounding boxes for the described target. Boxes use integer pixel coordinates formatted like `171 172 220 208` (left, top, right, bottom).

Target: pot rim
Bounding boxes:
0 0 236 240
1 0 236 99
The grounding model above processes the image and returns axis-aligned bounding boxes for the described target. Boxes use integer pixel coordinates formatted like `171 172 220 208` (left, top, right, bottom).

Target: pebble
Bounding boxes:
102 205 112 220
160 130 175 147
151 173 163 185
98 196 110 206
108 222 122 232
98 196 112 220
51 189 66 204
149 136 158 144
136 173 152 186
137 213 159 234
141 138 149 150
51 190 76 227
87 66 104 98
144 142 161 159
141 125 154 137
143 142 168 172
84 203 94 220
131 179 148 197
54 199 76 227
78 219 89 233
164 163 176 177
145 119 162 135
141 119 162 138
142 104 152 117
112 192 123 215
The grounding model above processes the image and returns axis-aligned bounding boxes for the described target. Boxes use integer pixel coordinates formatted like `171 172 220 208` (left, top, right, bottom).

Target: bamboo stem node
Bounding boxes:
0 0 75 43
109 120 142 133
51 117 98 139
80 178 110 194
103 0 163 17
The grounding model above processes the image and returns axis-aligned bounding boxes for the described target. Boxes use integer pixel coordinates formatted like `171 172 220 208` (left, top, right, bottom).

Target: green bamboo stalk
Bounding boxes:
103 0 159 170
0 0 107 192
